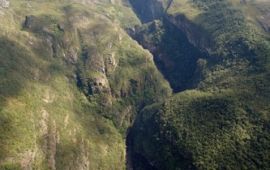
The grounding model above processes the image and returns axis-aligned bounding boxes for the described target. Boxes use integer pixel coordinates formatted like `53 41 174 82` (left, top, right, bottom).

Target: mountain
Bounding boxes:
128 0 270 169
0 0 171 169
0 0 269 170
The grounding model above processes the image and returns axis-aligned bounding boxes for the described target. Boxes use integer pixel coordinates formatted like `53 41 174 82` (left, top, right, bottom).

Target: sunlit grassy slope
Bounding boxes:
0 0 171 169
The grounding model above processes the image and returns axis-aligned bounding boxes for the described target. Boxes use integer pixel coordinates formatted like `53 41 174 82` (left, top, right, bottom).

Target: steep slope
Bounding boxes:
1 0 270 169
127 18 205 93
128 0 270 169
0 0 171 169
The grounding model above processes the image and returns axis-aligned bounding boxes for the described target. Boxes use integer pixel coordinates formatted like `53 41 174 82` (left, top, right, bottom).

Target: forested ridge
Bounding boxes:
128 0 270 169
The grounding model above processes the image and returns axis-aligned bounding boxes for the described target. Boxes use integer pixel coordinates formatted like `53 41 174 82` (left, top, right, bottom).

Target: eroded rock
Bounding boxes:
0 0 9 8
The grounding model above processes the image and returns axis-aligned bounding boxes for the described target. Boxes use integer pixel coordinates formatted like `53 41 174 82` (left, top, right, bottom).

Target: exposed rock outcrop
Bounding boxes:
257 16 270 33
256 6 270 33
0 0 9 8
129 0 166 23
166 14 214 55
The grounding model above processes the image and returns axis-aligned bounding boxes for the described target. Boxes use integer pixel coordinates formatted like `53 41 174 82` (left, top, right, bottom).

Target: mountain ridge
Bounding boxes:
0 0 269 169
127 0 270 169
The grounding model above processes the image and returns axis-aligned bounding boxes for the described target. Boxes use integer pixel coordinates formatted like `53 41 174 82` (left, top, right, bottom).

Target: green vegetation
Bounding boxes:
132 19 203 92
0 163 22 170
131 90 270 169
128 0 270 169
0 0 270 169
0 0 171 169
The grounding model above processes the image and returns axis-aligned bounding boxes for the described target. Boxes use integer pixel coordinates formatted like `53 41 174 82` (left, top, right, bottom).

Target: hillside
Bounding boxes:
0 0 171 169
0 0 270 170
128 0 270 169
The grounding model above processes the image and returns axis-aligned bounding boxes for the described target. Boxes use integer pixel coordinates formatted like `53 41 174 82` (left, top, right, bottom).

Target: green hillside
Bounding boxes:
0 0 171 169
128 0 270 169
0 0 270 169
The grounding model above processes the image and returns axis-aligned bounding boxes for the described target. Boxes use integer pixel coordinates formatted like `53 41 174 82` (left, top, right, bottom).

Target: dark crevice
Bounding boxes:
125 0 209 169
128 0 165 23
127 18 206 93
165 0 173 12
126 129 159 170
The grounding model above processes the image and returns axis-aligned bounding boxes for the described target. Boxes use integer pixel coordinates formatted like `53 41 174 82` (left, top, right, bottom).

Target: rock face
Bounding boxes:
166 14 214 54
129 19 204 92
256 6 270 33
129 0 167 23
257 16 270 33
24 15 36 29
0 0 9 8
241 0 270 33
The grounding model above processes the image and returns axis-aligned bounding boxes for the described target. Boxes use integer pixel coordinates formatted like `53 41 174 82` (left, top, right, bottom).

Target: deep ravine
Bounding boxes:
126 129 158 170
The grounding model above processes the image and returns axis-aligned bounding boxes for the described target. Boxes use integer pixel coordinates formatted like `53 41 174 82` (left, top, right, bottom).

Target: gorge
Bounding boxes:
0 0 270 169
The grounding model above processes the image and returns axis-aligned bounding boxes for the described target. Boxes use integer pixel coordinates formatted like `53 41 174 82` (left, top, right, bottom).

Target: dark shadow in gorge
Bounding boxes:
125 18 206 170
126 2 207 169
127 18 206 93
126 129 158 170
128 0 165 23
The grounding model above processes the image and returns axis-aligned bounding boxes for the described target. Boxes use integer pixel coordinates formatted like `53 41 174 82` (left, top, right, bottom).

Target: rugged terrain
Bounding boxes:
0 0 269 169
128 0 270 169
0 0 171 169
